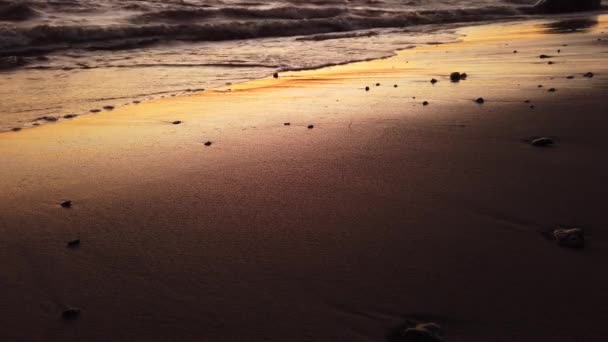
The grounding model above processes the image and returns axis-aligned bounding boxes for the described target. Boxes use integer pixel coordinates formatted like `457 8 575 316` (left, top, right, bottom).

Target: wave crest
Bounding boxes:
1 5 526 56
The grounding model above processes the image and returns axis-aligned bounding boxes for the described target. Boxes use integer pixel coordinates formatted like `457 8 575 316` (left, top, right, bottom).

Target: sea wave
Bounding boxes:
131 6 348 23
0 2 39 21
1 5 526 56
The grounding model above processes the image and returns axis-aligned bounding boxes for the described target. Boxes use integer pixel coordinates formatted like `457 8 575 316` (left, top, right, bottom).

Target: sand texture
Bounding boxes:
1 14 608 342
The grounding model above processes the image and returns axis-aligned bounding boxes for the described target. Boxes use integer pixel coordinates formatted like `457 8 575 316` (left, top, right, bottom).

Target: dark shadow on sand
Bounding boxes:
542 16 599 34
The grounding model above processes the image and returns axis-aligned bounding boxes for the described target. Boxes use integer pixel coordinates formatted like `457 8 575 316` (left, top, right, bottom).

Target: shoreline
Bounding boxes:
2 14 608 342
2 10 607 133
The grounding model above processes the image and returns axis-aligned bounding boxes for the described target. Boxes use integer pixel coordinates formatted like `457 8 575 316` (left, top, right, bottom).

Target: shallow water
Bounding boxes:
0 0 591 131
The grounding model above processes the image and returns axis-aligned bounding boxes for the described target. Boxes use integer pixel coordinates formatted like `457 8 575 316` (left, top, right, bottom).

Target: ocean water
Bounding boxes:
0 0 569 131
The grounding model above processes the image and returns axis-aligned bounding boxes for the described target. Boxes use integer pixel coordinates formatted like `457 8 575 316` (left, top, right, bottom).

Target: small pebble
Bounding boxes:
460 73 468 80
204 141 212 146
376 83 380 86
530 105 535 109
513 50 518 53
102 106 114 111
11 127 21 132
36 116 58 122
365 86 370 91
422 101 429 106
60 200 72 208
539 54 552 59
284 122 291 126
273 72 279 79
538 85 543 88
307 125 314 129
90 109 101 113
172 121 182 125
584 72 594 78
475 97 485 104
450 72 462 82
548 88 557 92
62 308 81 320
67 239 80 248
63 114 78 119
548 61 554 65
531 137 554 147
566 76 574 79
554 228 584 249
394 84 398 88
430 78 438 84
400 322 445 342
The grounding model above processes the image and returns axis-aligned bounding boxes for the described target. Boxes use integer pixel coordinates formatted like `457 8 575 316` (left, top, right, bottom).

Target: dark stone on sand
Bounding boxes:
204 141 212 146
524 100 531 103
430 78 438 84
62 308 81 320
63 114 78 119
554 228 584 249
422 101 429 106
376 83 381 86
566 76 574 79
67 239 80 248
531 137 554 147
539 54 552 59
133 100 141 104
548 88 557 92
584 72 594 78
513 50 518 53
90 109 101 113
284 122 291 126
365 86 370 91
475 97 485 104
538 85 543 88
397 322 445 342
557 49 561 53
307 125 315 129
273 72 279 79
36 116 58 122
530 105 535 109
11 127 22 132
394 84 398 88
61 200 72 208
103 106 114 111
172 121 182 125
450 72 462 82
548 61 555 65
460 73 468 80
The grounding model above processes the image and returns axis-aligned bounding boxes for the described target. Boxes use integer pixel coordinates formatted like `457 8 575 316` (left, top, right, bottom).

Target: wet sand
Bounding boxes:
1 14 608 342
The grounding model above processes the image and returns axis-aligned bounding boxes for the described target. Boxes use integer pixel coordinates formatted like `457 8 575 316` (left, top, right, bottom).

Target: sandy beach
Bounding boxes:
1 14 608 341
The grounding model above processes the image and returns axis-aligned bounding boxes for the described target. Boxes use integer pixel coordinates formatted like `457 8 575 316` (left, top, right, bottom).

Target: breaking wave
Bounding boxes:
1 5 528 56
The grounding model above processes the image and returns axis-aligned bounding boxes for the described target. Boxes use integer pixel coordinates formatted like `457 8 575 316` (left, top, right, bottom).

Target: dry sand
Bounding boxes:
1 14 608 342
